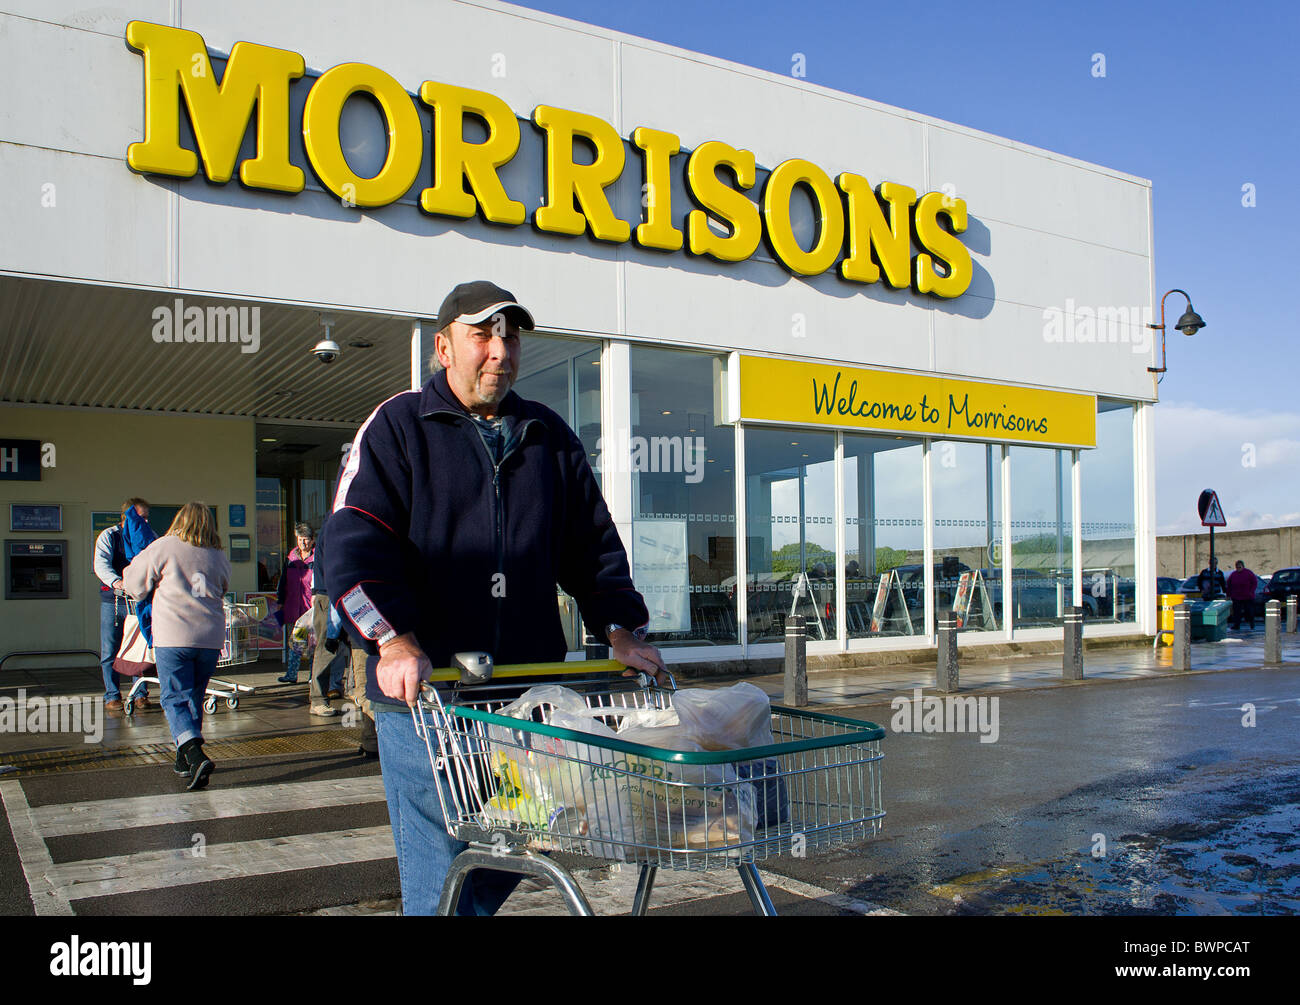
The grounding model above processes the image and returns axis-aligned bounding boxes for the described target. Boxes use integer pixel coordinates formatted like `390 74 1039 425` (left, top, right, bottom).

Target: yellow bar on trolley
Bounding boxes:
423 659 627 683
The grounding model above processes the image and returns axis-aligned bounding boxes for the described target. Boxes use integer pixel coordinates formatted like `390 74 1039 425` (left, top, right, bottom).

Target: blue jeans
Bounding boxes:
99 595 148 702
375 707 523 916
155 647 218 748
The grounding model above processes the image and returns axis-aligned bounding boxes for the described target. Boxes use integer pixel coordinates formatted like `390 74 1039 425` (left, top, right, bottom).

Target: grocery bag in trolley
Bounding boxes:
482 683 781 860
481 685 625 851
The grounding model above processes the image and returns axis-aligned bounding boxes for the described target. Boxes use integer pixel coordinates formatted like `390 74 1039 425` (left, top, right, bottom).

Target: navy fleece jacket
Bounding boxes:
327 369 648 709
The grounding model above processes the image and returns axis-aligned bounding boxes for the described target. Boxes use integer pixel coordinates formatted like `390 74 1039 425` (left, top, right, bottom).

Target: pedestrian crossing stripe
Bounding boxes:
2 773 894 915
1 776 391 910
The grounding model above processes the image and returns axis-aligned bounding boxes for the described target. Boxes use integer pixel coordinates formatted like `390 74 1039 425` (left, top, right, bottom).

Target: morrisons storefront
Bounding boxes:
0 1 1156 669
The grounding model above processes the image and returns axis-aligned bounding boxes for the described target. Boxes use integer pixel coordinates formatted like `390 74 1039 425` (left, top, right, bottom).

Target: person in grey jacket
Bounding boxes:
124 502 231 790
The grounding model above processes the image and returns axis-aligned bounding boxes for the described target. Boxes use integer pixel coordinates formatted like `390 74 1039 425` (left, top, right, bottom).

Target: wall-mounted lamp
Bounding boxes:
1147 289 1206 374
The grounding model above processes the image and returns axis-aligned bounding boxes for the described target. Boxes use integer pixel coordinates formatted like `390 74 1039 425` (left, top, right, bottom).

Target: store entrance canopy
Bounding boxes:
0 275 412 422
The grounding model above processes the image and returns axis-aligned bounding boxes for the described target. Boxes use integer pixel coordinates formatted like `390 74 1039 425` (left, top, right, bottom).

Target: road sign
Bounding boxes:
1198 489 1226 528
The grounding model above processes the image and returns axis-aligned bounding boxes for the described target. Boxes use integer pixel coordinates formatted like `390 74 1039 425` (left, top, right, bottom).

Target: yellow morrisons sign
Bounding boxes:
738 356 1097 448
124 20 973 299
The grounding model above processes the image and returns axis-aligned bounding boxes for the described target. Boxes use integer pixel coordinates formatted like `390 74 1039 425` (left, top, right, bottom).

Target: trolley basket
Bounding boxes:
119 595 261 715
413 659 884 916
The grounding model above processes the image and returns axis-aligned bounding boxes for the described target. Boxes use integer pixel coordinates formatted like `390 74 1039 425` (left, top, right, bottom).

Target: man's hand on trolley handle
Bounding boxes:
375 629 670 704
377 632 435 706
610 628 671 688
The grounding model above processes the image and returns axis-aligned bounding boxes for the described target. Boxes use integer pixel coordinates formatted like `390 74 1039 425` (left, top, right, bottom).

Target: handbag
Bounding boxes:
113 611 155 677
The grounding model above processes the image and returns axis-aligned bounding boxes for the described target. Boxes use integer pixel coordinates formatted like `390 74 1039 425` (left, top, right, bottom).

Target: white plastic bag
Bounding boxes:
481 686 620 849
615 705 702 751
670 681 775 750
609 698 757 854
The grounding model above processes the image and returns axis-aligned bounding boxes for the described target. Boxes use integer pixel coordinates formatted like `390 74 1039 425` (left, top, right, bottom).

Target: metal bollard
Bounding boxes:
936 615 959 693
784 615 808 706
1172 604 1191 671
1265 600 1281 665
1063 606 1084 680
1287 596 1297 635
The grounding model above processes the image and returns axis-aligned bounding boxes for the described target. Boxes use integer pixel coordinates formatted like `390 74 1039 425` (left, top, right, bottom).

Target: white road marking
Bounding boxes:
30 776 387 837
43 825 396 902
8 774 897 914
0 779 75 915
761 871 902 915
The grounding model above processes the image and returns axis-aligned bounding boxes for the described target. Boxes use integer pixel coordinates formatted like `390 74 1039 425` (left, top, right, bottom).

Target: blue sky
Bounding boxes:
510 0 1300 536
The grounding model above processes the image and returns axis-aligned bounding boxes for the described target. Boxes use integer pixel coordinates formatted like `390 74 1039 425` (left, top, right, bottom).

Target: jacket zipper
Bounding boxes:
464 415 537 659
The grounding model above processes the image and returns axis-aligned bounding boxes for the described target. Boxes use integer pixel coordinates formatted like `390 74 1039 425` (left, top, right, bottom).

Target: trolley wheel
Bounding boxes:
123 700 134 717
203 697 218 715
226 696 239 710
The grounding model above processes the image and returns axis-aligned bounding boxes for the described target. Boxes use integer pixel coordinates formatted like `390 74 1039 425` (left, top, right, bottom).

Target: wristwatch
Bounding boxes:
605 622 648 642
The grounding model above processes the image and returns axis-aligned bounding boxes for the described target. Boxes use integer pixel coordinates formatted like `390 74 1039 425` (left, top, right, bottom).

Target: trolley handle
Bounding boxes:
422 657 675 691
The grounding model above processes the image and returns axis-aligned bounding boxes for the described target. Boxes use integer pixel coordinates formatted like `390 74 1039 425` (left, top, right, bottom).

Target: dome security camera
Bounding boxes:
312 338 342 364
313 312 341 364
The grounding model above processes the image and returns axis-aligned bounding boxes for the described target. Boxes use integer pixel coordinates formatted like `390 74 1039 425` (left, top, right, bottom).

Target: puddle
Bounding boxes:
940 802 1300 915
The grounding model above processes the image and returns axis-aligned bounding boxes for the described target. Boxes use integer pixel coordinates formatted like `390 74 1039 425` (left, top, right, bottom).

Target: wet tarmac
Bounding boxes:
766 664 1300 916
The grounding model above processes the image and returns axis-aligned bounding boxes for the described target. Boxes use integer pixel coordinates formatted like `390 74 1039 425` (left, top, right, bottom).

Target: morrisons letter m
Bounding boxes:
125 21 305 192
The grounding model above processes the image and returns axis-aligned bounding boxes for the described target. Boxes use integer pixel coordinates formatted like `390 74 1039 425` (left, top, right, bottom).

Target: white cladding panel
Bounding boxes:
0 2 170 34
174 185 623 331
181 0 619 125
618 43 927 184
0 15 142 158
927 124 1150 257
622 261 933 371
0 1 1154 399
0 143 171 284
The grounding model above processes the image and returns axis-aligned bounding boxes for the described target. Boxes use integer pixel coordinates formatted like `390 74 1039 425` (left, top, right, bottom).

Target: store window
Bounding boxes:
514 334 603 489
843 434 924 639
932 440 1004 633
1008 446 1073 628
744 427 837 644
1080 400 1137 623
628 347 737 647
513 333 604 650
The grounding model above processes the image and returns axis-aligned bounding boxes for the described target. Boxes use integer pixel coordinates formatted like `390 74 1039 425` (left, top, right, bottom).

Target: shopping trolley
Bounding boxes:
121 596 264 716
413 658 885 916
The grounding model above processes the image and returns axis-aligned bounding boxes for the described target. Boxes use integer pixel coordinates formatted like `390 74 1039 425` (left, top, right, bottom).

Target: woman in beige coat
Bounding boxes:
125 502 231 790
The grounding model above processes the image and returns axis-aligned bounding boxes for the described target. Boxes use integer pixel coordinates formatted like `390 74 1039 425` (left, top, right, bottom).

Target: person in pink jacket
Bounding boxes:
1226 560 1259 631
276 523 316 682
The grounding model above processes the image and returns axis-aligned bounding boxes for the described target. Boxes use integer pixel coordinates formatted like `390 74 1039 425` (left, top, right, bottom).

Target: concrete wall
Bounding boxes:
0 407 257 659
1158 526 1300 578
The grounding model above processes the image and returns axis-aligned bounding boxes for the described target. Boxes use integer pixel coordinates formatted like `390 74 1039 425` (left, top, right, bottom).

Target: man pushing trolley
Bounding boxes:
329 280 885 915
327 280 667 915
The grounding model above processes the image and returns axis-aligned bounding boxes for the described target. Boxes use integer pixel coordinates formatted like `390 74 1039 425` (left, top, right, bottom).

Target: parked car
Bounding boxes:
1157 576 1182 596
897 559 971 612
1179 572 1228 599
1254 574 1271 620
1266 568 1300 610
981 568 1100 622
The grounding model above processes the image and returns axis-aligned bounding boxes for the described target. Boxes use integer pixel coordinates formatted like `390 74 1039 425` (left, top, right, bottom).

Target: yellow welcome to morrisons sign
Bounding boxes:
738 356 1097 448
124 21 973 299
